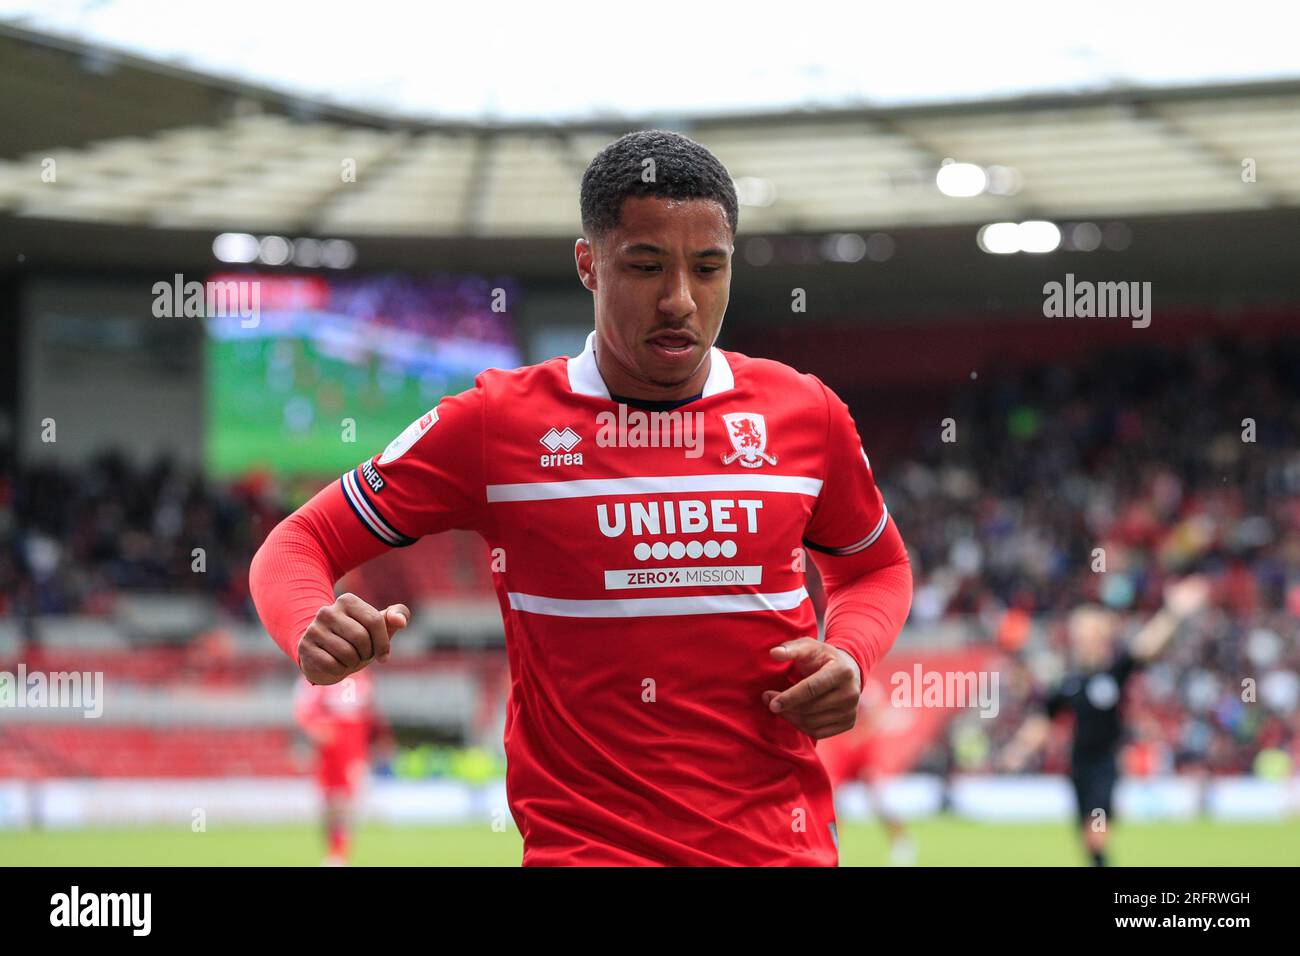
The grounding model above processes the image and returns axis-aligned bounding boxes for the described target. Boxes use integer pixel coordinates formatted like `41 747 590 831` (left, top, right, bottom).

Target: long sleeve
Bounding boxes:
250 385 488 666
800 375 912 681
811 514 912 681
250 481 391 665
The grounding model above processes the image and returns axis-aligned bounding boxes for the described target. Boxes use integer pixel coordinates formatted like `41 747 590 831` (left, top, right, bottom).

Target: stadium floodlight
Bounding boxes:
864 233 895 262
320 239 358 269
977 221 1021 254
822 233 867 263
838 233 867 263
293 238 324 267
977 221 1061 255
258 235 292 266
936 161 988 198
984 165 1023 197
212 233 259 263
1071 222 1102 252
1018 221 1061 254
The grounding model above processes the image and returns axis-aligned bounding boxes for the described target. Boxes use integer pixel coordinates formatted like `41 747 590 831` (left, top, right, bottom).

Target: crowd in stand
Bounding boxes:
878 335 1300 775
2 457 289 620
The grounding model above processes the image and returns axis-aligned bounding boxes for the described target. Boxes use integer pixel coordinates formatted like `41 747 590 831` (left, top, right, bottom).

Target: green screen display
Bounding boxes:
205 273 521 477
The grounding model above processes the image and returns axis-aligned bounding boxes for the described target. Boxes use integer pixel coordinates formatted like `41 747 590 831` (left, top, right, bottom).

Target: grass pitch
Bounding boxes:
2 818 1296 866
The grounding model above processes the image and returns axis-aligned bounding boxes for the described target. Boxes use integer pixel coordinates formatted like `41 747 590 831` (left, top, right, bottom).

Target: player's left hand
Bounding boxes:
762 638 863 739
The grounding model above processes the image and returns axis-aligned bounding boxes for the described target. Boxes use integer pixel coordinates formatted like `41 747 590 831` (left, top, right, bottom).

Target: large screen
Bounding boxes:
205 272 522 476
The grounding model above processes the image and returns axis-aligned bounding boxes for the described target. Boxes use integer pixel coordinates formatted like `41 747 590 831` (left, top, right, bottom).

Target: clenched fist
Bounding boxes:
296 593 411 685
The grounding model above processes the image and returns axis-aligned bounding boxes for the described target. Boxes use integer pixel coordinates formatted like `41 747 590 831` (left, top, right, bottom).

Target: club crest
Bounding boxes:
721 412 778 468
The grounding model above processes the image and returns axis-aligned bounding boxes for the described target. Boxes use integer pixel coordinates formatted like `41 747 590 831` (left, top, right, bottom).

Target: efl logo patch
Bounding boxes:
721 412 777 468
378 407 439 464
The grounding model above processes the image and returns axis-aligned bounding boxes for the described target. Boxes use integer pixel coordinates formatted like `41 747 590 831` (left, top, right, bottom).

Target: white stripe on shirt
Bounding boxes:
506 586 810 618
487 473 822 503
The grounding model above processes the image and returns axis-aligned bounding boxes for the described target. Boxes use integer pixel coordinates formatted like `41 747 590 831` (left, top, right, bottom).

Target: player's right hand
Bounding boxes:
296 593 411 685
1163 575 1210 620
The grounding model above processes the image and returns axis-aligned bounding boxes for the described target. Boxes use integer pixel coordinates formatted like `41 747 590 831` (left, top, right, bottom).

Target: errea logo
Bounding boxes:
540 427 583 467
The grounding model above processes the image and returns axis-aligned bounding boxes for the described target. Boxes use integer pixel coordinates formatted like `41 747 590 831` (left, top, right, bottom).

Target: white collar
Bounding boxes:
566 330 734 399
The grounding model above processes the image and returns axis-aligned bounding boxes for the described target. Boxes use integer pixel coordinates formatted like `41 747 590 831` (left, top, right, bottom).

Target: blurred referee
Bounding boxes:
1000 577 1210 866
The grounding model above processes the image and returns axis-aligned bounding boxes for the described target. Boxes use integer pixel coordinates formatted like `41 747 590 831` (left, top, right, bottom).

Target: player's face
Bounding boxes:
1069 608 1117 668
576 196 733 399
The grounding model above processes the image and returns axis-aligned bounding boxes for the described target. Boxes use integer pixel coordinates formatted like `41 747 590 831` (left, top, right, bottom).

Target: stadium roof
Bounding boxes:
1 22 1298 238
6 1 1300 121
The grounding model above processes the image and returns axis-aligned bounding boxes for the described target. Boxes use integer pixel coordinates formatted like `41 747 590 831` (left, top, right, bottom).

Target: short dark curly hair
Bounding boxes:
580 129 738 239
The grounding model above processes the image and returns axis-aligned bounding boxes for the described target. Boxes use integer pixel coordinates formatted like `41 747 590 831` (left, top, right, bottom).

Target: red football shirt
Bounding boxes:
335 331 898 865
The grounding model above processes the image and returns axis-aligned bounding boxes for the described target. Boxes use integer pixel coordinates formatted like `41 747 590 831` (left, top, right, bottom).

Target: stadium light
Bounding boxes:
212 233 357 269
258 236 293 266
822 233 867 263
936 160 988 198
1070 222 1102 252
865 233 895 262
293 238 324 267
212 233 259 263
1018 221 1061 254
977 221 1021 254
984 164 1023 197
321 239 358 269
976 221 1061 255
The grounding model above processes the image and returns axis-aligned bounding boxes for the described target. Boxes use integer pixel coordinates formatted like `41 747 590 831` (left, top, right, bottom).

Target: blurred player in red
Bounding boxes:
293 667 383 866
818 679 917 865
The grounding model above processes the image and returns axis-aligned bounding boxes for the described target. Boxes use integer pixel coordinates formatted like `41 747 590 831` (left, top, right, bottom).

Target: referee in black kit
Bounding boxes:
1000 577 1210 866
